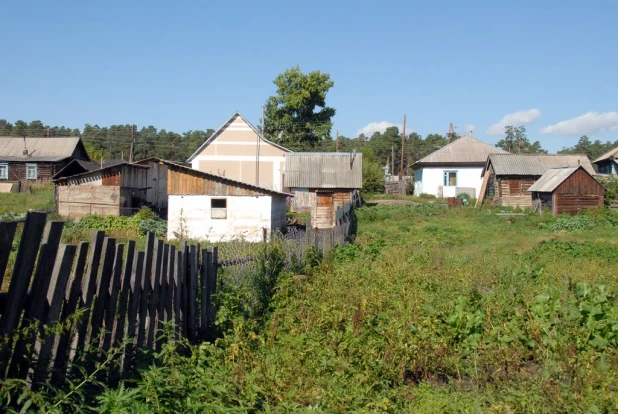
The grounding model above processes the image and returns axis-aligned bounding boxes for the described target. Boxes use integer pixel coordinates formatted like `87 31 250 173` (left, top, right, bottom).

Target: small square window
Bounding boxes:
211 198 227 219
26 164 38 180
0 164 7 180
444 171 457 187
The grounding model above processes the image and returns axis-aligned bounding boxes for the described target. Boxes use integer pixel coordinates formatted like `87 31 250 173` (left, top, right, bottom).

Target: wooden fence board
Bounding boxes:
137 233 154 348
123 251 144 377
0 221 18 288
72 231 105 363
187 244 198 341
32 244 76 388
174 249 183 337
200 249 211 338
89 238 116 351
112 240 135 348
10 221 64 379
51 241 89 384
166 246 175 327
0 212 47 377
207 247 219 339
146 239 163 350
102 244 124 353
155 244 169 352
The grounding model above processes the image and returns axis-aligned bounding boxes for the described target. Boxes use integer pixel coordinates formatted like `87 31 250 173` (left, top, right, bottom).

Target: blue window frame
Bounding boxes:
443 171 457 187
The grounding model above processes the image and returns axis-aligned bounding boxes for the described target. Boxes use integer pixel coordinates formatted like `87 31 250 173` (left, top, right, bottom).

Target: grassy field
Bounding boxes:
0 184 55 215
71 204 616 412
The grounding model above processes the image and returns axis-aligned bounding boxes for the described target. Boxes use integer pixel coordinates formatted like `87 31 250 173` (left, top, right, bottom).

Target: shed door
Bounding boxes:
315 192 334 228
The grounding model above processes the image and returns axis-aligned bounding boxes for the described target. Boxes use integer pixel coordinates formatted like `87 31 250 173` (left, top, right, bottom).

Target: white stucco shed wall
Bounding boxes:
413 166 484 198
168 195 280 242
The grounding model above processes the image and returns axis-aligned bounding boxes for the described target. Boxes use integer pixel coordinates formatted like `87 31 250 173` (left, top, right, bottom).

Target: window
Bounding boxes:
0 164 7 180
443 171 457 187
211 198 227 219
598 164 612 174
26 164 38 180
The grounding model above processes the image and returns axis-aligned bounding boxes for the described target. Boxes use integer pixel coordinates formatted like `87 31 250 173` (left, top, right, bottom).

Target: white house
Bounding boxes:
186 112 291 191
163 160 289 242
413 136 507 198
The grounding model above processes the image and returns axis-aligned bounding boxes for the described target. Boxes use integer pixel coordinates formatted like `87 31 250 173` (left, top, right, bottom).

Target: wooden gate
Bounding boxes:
313 192 334 228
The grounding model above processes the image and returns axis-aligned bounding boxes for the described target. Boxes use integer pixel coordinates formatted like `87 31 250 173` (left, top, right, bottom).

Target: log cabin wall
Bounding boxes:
496 176 538 208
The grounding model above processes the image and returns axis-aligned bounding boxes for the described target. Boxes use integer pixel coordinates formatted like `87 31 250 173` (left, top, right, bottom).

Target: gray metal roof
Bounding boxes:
413 136 507 167
486 153 595 176
0 137 82 161
284 152 363 189
592 146 618 164
528 167 581 192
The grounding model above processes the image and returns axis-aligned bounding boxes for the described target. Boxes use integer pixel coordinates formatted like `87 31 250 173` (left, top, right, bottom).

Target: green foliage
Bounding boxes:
358 147 385 193
263 66 336 151
596 175 618 205
0 185 55 215
558 135 618 160
552 214 598 232
64 208 167 238
496 125 547 154
575 283 618 351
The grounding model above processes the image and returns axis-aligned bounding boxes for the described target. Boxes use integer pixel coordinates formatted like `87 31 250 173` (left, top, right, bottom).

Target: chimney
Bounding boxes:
22 136 28 156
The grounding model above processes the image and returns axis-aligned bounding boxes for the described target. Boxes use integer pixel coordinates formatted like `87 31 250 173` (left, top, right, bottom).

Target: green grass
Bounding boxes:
6 205 618 412
0 184 55 215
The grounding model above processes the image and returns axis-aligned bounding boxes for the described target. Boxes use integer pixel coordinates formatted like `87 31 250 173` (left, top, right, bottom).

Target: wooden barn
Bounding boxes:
592 145 618 176
0 137 89 182
479 154 595 208
284 152 362 229
53 162 152 219
52 159 125 180
529 166 605 215
164 160 290 242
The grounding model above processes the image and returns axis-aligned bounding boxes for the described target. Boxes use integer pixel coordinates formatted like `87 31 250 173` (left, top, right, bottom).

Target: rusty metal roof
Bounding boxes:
413 136 507 167
0 137 82 161
592 145 618 164
485 153 595 176
284 152 363 189
528 166 580 192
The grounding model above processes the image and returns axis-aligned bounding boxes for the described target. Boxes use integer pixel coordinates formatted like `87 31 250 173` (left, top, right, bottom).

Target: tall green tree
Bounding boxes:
558 135 618 160
263 66 336 151
496 126 547 154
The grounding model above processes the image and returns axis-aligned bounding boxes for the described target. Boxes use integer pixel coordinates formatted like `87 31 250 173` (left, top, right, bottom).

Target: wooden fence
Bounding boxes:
0 212 218 387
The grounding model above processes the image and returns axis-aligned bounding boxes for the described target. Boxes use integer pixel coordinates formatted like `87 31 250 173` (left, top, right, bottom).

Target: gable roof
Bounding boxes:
135 158 291 197
0 137 85 162
52 158 126 180
592 145 618 164
484 153 595 176
413 136 507 167
284 152 363 189
186 112 292 162
52 161 149 183
528 166 604 192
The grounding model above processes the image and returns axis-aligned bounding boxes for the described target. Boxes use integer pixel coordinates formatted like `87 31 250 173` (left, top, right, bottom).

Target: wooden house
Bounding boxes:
186 112 291 191
284 152 362 229
412 136 507 198
52 159 125 180
592 146 618 176
0 137 89 182
529 166 605 215
53 162 151 219
164 160 290 242
479 154 595 208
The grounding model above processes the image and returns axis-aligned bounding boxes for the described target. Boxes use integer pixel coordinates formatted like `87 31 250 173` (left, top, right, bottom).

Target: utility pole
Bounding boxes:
46 128 50 137
261 106 265 135
386 154 390 179
129 124 136 163
391 146 395 182
336 130 339 152
447 122 458 143
399 114 406 180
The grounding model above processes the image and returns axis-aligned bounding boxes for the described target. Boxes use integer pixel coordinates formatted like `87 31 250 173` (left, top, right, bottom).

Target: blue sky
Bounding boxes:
1 0 617 153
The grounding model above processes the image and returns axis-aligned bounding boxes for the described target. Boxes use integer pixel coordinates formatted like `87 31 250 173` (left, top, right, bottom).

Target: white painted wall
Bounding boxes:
413 166 484 198
168 195 281 242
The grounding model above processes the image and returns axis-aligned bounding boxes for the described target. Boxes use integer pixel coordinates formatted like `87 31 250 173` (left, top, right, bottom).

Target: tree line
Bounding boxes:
558 135 618 160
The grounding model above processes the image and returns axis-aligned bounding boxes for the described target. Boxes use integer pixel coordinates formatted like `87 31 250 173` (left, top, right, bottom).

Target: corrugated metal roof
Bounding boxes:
413 136 507 166
284 152 363 189
0 137 81 161
528 167 580 192
186 112 292 162
486 153 595 176
592 146 618 164
53 162 149 182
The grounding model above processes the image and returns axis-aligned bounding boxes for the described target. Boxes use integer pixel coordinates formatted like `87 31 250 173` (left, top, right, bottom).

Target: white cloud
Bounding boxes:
486 109 542 136
541 111 618 135
462 124 475 135
356 121 406 137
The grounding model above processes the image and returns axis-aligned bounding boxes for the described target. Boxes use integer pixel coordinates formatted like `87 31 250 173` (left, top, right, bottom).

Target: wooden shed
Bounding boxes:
163 160 290 242
479 154 595 208
284 152 362 228
529 166 605 215
53 162 151 219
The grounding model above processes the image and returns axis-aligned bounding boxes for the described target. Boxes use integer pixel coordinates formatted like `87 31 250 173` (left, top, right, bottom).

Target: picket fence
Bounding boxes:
0 212 218 388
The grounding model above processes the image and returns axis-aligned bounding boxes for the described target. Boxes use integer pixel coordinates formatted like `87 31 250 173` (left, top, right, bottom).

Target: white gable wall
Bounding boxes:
168 194 282 242
414 166 484 198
